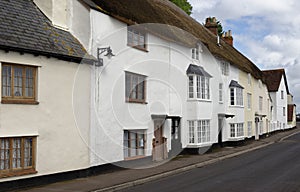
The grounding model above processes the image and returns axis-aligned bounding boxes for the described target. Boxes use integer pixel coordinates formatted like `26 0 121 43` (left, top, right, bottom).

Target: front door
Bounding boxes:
255 117 259 140
170 117 182 157
153 123 164 161
218 117 224 147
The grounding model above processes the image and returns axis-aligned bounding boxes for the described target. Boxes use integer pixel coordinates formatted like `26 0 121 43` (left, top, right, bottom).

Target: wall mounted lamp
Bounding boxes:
95 46 115 67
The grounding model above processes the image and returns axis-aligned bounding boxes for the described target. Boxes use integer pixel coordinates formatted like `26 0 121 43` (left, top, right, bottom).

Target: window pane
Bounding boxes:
0 139 10 170
188 76 194 98
201 76 205 99
25 68 34 97
123 131 129 158
130 132 137 157
14 67 23 97
196 76 200 98
230 88 235 105
2 66 12 97
24 138 33 167
12 138 21 169
125 73 131 100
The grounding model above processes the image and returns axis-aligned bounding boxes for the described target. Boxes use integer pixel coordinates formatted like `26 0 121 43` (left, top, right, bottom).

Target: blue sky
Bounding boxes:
189 0 300 110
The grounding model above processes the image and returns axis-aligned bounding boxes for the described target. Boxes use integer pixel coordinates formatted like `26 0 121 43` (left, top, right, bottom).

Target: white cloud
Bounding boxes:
189 0 300 110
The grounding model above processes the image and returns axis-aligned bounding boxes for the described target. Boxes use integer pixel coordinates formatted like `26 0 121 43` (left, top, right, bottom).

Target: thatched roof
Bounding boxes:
82 0 264 80
262 69 290 94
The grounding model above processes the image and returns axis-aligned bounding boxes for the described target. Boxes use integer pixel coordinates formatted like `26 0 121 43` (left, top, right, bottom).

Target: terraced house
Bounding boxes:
0 0 296 190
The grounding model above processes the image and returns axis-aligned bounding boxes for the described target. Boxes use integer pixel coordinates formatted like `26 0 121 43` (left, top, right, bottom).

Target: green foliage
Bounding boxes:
169 0 193 15
216 21 224 37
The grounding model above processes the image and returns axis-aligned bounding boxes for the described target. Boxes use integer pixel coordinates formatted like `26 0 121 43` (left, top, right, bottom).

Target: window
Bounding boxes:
0 137 36 178
258 80 262 88
125 72 146 103
247 93 251 109
283 107 286 116
281 90 284 99
259 96 263 111
230 123 244 138
259 121 263 134
192 47 199 60
219 83 223 103
247 121 252 137
127 27 147 50
220 61 229 76
123 130 145 158
2 64 37 104
230 87 243 106
248 73 251 85
188 120 210 144
188 121 195 143
188 75 210 100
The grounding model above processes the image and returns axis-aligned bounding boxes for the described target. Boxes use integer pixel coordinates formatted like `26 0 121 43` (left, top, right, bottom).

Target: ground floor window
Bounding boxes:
230 123 244 138
123 130 145 158
247 121 252 137
0 136 36 178
188 120 210 144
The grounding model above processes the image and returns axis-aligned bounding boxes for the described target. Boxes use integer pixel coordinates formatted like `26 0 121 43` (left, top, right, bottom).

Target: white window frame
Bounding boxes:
220 61 229 76
188 75 210 100
247 121 252 137
188 120 210 144
247 93 251 109
219 83 223 103
230 123 244 138
259 96 263 111
230 87 243 106
192 47 199 60
248 73 251 85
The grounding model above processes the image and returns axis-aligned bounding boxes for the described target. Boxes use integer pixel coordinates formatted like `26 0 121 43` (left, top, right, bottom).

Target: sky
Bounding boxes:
189 0 300 111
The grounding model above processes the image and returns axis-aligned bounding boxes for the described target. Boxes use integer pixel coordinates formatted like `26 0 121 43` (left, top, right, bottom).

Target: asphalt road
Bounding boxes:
119 132 300 192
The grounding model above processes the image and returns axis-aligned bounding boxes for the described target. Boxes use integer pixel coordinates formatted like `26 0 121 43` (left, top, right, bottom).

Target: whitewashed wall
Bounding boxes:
0 51 91 182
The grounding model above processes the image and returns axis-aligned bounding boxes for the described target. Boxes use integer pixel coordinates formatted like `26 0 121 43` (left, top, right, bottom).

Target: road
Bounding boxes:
119 132 300 192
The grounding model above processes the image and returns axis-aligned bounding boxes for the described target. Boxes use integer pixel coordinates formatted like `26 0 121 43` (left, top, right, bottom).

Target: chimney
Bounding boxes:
204 17 218 36
223 30 233 46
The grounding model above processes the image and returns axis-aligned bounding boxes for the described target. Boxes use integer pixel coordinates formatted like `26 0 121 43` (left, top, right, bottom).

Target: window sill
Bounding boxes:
186 142 212 148
228 136 245 141
1 100 39 105
0 168 37 178
124 155 146 161
126 100 148 104
127 44 148 52
229 105 244 108
188 99 212 103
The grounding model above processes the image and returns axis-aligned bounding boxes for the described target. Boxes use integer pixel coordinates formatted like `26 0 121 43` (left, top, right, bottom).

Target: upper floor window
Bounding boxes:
187 64 212 100
125 72 146 103
283 107 286 116
259 96 263 111
192 47 199 60
229 80 244 106
2 63 37 104
258 79 262 88
219 83 223 103
220 61 229 76
247 93 252 109
248 73 251 85
0 137 36 178
127 27 147 51
281 90 284 99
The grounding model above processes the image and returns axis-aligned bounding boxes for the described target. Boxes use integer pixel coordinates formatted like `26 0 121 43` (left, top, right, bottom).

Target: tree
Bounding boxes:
216 20 224 37
169 0 193 15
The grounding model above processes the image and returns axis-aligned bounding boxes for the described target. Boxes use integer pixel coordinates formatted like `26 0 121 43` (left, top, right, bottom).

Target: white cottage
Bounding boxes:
0 0 92 188
263 69 291 131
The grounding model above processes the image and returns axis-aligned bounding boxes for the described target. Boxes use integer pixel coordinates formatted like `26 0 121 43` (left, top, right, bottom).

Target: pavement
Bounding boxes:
17 127 300 192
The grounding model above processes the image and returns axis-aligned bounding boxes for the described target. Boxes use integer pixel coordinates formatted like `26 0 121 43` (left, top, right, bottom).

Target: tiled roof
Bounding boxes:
288 104 295 122
0 0 90 63
262 69 289 93
83 0 264 80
